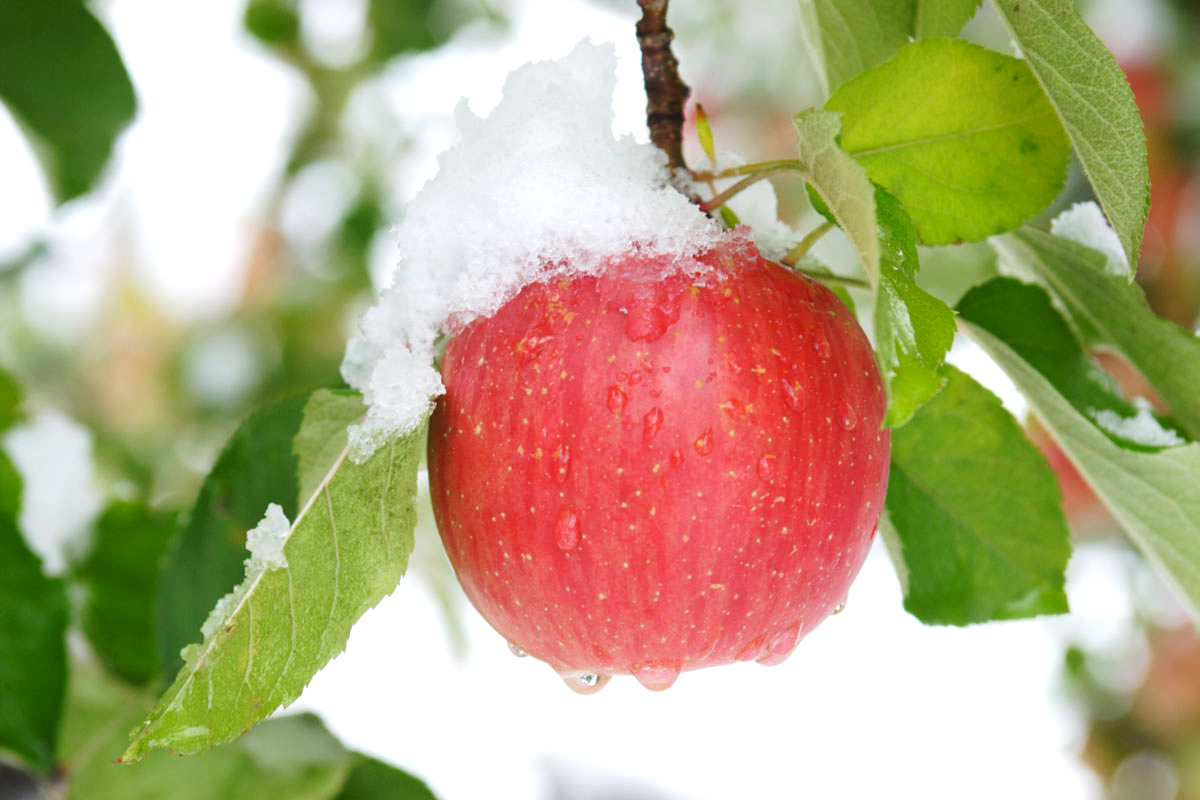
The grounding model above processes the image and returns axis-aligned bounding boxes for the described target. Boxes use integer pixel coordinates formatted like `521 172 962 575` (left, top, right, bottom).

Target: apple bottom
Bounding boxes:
428 244 889 691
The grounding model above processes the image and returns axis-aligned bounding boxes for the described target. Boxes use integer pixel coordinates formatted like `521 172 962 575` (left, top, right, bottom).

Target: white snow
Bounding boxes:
200 502 292 639
2 410 103 576
1091 399 1185 448
246 502 291 571
341 40 726 459
1051 201 1131 278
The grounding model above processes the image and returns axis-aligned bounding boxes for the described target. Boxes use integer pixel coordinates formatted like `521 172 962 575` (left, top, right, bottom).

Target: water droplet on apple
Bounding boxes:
756 454 774 481
518 323 554 362
735 637 764 661
552 444 571 484
833 598 847 615
767 622 803 655
719 397 743 417
629 371 643 386
781 378 805 412
840 403 858 430
813 331 832 360
554 507 580 550
755 651 790 667
631 660 681 691
643 407 664 441
562 673 610 695
693 427 714 456
507 641 528 658
670 449 684 468
606 385 627 415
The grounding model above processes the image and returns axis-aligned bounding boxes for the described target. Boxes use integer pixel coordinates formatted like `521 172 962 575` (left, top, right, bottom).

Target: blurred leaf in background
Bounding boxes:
0 0 136 201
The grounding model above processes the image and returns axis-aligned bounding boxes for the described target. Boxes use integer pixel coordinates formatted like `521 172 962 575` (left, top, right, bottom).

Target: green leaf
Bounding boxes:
334 755 439 800
914 0 982 38
960 309 1200 624
156 395 307 682
798 0 985 96
0 0 136 201
989 0 1149 268
294 389 367 504
80 712 350 799
798 0 915 96
991 227 1200 442
0 367 20 433
124 390 424 761
367 0 440 63
0 454 68 773
695 103 717 166
956 277 1183 450
60 665 350 800
79 502 177 687
244 0 300 46
885 365 1071 625
872 187 956 427
825 38 1070 245
792 110 880 284
57 657 154 775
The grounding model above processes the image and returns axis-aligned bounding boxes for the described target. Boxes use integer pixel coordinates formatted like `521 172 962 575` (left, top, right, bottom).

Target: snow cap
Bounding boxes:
342 40 725 459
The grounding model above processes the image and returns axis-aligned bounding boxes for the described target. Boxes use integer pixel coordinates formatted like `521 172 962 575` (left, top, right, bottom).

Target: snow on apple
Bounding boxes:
345 39 890 691
342 40 724 459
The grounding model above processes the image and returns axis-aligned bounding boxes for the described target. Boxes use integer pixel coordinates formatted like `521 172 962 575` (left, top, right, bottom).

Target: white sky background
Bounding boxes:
0 0 1180 797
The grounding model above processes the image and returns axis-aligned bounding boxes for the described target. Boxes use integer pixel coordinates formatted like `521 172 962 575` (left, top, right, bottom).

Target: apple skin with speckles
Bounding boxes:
427 235 890 692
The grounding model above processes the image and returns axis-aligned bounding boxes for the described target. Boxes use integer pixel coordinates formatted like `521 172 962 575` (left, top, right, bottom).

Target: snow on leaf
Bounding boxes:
122 390 424 761
1050 201 1130 280
991 226 1200 441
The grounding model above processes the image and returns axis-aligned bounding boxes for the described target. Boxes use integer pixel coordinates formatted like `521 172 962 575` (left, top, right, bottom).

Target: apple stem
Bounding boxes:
637 0 689 171
781 221 835 267
795 269 871 290
691 160 806 182
697 168 791 214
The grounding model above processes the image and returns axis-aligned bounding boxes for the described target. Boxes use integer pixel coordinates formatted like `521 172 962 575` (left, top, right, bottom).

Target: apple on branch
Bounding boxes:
428 234 890 692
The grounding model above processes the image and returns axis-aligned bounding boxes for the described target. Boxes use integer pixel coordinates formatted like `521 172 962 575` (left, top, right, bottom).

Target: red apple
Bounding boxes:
427 235 890 691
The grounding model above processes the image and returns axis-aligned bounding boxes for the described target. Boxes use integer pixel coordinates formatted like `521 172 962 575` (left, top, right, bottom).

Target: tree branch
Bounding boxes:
636 0 689 170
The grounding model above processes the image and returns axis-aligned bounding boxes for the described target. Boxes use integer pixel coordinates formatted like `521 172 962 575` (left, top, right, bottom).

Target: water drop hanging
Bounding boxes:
561 673 611 695
631 660 682 691
767 622 803 656
735 637 764 662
